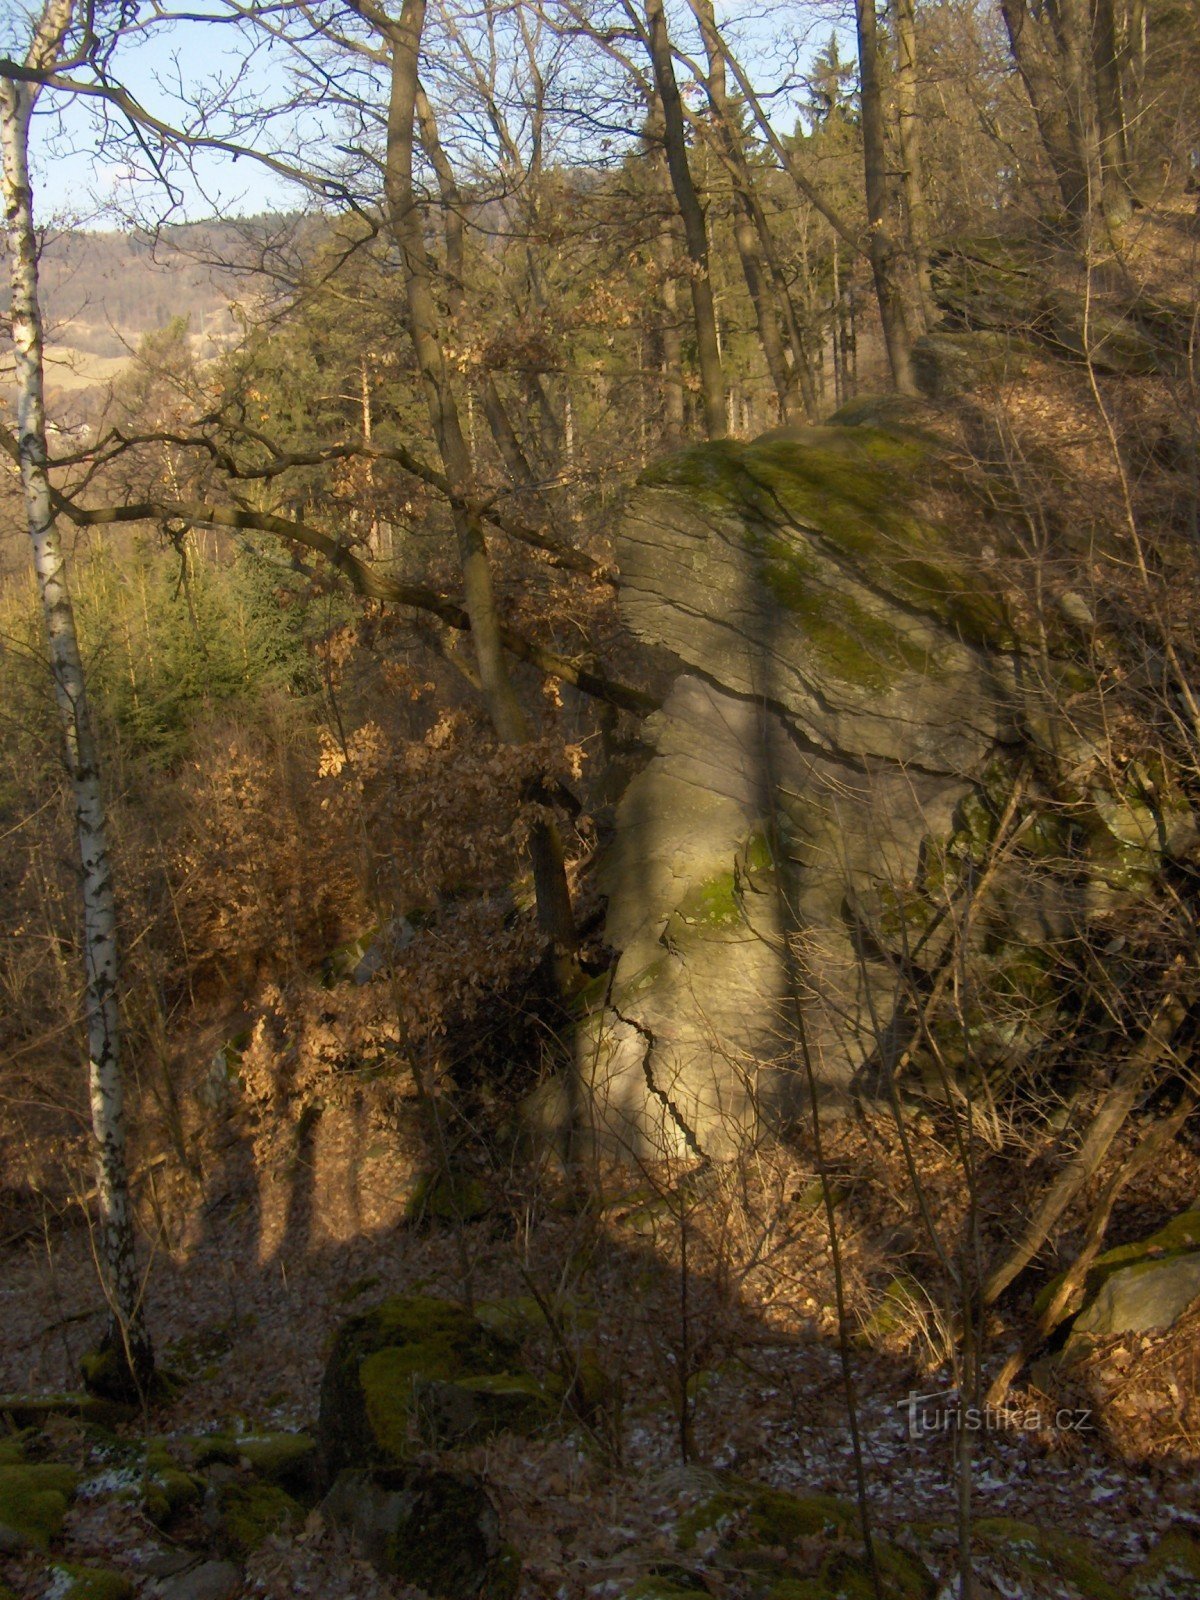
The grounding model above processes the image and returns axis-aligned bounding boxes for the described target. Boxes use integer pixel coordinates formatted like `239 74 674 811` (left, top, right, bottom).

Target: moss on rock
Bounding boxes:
971 1516 1120 1600
677 1483 855 1553
0 1462 77 1552
47 1566 134 1600
141 1454 202 1528
219 1480 303 1554
232 1432 317 1492
318 1294 550 1472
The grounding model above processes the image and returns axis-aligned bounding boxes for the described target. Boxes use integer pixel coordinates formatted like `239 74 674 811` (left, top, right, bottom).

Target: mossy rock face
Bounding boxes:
911 330 1033 398
0 1462 77 1552
971 1516 1120 1600
322 1466 519 1600
1126 1530 1200 1597
46 1566 134 1600
218 1480 303 1554
318 1294 551 1473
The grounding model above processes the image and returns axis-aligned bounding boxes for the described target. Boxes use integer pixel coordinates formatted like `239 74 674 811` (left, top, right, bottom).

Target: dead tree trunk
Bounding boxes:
1 0 153 1397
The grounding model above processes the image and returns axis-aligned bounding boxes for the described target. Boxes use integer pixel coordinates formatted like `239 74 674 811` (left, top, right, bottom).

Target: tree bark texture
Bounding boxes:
854 0 917 393
891 0 933 327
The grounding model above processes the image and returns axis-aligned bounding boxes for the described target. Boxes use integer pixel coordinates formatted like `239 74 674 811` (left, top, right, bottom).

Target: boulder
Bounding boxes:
1059 1208 1200 1342
1071 1252 1200 1341
556 418 1186 1158
321 1466 519 1599
154 1562 242 1600
216 1479 303 1554
0 1393 134 1429
318 1294 553 1474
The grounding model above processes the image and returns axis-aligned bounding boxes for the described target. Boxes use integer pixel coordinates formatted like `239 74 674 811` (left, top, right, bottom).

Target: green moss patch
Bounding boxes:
677 1484 855 1552
0 1462 77 1552
318 1294 550 1472
972 1516 1120 1600
1126 1530 1200 1597
219 1480 303 1554
47 1566 133 1600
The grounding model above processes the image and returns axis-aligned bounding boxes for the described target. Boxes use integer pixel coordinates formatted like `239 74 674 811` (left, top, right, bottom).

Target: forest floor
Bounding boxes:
2 981 1198 1600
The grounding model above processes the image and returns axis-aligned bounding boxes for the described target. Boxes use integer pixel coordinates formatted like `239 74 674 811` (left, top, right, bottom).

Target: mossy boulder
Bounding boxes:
562 414 1193 1161
46 1566 133 1600
318 1294 553 1473
0 1461 77 1552
141 1443 202 1527
322 1466 519 1600
230 1431 318 1493
767 1541 934 1600
218 1480 303 1554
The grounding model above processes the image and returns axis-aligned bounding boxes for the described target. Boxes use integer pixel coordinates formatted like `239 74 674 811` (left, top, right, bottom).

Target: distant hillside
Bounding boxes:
10 217 303 391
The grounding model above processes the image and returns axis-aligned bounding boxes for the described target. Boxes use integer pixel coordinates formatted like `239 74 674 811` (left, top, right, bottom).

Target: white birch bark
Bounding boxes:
1 0 153 1389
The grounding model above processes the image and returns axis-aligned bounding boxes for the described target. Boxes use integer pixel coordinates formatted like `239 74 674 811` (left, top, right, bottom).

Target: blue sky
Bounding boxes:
20 2 839 230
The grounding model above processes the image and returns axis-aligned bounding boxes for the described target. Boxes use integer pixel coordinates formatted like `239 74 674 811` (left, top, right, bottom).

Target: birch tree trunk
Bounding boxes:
1 0 153 1395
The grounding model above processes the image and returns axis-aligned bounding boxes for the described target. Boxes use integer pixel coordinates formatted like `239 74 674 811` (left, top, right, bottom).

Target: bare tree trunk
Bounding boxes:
1092 0 1135 223
384 0 577 967
415 83 540 492
854 0 917 393
999 0 1092 227
1 0 153 1396
688 0 802 421
891 0 934 327
642 0 725 437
